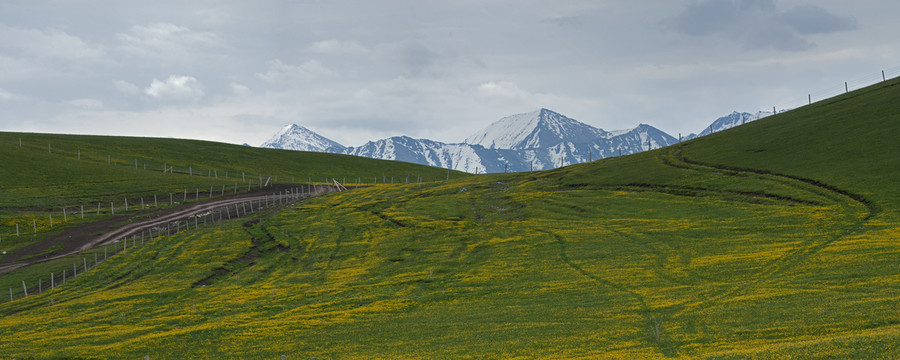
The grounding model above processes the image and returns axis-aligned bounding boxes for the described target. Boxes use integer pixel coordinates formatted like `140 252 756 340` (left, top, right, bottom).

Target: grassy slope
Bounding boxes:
0 132 463 208
0 133 466 295
0 78 898 359
0 132 464 237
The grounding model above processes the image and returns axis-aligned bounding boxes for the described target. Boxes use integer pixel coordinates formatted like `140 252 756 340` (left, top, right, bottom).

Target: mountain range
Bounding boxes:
259 108 771 173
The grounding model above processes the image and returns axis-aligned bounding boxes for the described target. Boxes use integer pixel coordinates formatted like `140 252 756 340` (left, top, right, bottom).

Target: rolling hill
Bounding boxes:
0 77 898 358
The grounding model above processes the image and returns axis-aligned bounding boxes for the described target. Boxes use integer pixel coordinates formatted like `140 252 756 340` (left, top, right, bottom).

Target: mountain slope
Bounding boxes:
464 108 610 149
685 110 773 140
260 109 679 172
260 124 346 153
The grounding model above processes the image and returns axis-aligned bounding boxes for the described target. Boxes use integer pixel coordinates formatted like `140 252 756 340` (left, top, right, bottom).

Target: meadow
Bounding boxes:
0 78 898 358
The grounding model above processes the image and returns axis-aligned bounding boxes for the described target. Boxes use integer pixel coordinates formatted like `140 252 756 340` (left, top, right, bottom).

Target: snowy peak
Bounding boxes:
617 124 679 150
255 110 754 174
686 110 773 140
345 136 489 173
260 124 346 153
465 108 610 150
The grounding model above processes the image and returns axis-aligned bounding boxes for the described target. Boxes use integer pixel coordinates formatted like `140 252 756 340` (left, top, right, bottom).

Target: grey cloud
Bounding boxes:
116 22 228 64
0 87 25 101
0 24 106 61
542 15 584 30
666 0 857 51
780 4 858 34
255 59 337 84
376 41 440 77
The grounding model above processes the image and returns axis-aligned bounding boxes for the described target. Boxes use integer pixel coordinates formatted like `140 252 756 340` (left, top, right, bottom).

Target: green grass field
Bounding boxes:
0 133 465 257
0 78 898 359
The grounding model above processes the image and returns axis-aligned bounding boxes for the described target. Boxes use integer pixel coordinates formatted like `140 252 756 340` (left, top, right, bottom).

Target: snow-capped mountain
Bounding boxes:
257 109 735 173
459 109 677 172
345 136 507 174
465 108 611 149
685 111 773 140
260 124 346 153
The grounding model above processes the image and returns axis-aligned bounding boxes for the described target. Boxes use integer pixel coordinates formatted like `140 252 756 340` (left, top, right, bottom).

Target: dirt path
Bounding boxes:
0 184 339 275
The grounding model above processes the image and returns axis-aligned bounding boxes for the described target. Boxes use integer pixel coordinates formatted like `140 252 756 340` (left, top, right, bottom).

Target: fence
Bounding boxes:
5 138 444 187
772 66 900 114
3 186 327 304
0 138 443 246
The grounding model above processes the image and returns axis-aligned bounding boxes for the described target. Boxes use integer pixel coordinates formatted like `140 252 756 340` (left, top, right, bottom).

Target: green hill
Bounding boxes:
0 133 464 246
0 78 898 359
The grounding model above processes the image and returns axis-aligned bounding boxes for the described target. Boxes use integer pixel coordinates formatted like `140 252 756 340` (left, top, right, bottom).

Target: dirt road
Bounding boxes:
0 184 338 275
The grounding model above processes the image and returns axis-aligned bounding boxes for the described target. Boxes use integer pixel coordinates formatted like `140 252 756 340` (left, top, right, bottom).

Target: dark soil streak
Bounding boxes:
1 184 334 275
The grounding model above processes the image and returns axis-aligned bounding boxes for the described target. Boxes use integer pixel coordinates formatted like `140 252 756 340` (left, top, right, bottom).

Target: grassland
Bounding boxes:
0 133 465 307
0 132 462 247
0 78 898 359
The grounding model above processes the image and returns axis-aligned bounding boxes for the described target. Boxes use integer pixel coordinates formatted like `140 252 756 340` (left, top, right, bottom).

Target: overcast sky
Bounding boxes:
1 0 898 146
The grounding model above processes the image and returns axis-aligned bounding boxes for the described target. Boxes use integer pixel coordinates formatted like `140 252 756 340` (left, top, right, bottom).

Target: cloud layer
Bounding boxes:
0 1 894 146
666 0 858 51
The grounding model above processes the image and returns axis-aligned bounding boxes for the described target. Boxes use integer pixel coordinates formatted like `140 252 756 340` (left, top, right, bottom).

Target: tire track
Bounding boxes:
536 228 681 355
0 186 337 275
658 146 875 313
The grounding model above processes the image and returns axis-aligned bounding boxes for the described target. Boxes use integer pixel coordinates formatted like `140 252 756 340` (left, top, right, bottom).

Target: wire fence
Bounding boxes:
2 186 322 304
773 66 900 113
